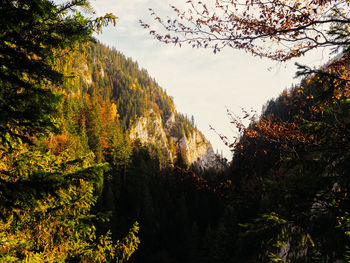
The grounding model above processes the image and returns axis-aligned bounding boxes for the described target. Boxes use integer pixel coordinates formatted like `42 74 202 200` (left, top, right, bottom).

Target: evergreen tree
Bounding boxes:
0 1 140 262
0 0 116 145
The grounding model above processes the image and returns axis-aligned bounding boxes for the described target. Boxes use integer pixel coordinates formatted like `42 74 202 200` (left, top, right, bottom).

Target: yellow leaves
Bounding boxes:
301 233 315 247
111 103 119 120
94 13 118 34
130 83 137 91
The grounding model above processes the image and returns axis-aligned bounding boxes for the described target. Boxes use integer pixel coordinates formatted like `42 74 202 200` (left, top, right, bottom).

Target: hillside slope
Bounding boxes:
57 41 219 169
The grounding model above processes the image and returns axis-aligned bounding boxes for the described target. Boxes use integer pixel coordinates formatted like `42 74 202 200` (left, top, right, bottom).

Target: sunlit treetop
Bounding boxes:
141 0 350 61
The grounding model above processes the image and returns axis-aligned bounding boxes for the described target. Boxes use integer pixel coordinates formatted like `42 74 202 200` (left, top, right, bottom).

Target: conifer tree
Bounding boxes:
0 1 140 262
0 0 116 145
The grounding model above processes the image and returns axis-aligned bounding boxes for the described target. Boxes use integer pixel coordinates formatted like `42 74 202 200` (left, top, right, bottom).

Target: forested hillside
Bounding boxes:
56 41 219 169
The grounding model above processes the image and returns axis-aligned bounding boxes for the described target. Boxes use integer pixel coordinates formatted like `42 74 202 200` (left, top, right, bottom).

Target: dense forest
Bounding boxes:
1 0 350 262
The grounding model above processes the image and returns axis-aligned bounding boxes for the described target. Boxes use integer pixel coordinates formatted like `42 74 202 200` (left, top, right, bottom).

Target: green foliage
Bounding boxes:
0 0 140 262
0 142 111 262
0 0 115 146
63 41 176 131
115 222 140 263
172 113 195 138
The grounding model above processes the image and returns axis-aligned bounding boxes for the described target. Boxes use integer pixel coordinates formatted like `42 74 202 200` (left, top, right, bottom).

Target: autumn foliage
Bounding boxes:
142 0 350 60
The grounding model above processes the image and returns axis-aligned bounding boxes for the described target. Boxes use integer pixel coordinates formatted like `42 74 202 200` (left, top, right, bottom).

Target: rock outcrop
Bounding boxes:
129 111 168 147
129 110 219 170
178 130 217 169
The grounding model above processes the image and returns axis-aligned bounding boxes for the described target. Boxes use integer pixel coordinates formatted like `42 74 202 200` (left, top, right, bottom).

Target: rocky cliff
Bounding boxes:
129 110 219 169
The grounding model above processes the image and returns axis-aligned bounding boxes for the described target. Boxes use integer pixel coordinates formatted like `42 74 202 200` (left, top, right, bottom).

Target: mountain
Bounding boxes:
57 41 220 169
47 41 230 262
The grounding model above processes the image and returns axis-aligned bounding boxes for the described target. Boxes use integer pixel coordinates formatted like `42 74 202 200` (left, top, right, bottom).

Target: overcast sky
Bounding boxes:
90 0 332 159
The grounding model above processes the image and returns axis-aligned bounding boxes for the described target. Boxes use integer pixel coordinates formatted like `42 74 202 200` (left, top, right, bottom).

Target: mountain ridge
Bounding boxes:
58 41 220 169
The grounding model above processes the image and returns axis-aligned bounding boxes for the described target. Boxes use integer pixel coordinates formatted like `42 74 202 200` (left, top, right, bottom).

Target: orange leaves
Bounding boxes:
47 134 70 155
143 0 349 61
253 118 308 144
221 105 319 160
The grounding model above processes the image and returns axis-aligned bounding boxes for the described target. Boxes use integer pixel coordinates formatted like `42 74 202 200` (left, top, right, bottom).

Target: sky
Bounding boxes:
90 0 332 159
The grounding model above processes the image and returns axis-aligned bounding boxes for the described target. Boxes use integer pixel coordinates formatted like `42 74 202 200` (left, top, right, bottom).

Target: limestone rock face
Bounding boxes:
129 111 220 170
164 112 175 134
80 61 92 86
129 112 168 148
195 147 219 170
178 130 220 169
